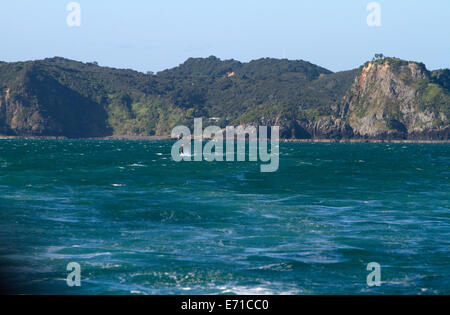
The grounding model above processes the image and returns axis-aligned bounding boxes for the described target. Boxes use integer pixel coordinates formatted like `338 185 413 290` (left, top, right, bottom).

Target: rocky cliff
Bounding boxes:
333 58 449 140
269 58 449 140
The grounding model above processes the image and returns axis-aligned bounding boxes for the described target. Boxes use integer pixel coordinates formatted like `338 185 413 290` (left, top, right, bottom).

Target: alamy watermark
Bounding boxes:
366 2 382 27
65 3 381 29
366 262 381 287
171 118 279 173
66 262 81 287
66 2 81 27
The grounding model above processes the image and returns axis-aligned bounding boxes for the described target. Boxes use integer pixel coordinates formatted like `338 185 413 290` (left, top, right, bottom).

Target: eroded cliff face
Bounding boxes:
0 86 48 136
334 59 449 140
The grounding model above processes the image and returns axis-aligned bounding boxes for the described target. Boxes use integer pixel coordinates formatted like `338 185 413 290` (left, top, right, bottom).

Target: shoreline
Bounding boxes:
0 135 449 143
281 138 450 144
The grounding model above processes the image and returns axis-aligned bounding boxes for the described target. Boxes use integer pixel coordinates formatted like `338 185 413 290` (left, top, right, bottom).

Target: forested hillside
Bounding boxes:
0 56 448 139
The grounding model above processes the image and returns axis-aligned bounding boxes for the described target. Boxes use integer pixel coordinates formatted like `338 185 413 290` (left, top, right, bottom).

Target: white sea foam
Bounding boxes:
43 216 79 223
217 285 297 295
45 251 113 260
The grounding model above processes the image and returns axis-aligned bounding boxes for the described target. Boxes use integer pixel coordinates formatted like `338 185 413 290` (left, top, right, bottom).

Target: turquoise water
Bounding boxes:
0 140 449 295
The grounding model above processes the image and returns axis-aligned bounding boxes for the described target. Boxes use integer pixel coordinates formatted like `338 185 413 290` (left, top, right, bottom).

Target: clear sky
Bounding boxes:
1 0 449 73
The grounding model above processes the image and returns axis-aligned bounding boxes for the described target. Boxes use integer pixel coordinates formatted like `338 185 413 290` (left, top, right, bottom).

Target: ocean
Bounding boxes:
0 139 448 294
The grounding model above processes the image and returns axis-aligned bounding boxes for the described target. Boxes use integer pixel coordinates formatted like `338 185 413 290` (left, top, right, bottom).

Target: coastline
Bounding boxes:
1 135 449 143
281 138 450 144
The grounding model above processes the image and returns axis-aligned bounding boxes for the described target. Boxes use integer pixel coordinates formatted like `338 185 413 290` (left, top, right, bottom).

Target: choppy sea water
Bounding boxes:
0 140 448 295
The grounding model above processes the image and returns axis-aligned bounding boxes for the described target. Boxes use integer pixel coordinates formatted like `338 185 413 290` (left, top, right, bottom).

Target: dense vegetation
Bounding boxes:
0 56 448 139
0 56 356 136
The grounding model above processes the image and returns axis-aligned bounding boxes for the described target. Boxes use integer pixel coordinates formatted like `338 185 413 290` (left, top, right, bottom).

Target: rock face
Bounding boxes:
331 59 449 140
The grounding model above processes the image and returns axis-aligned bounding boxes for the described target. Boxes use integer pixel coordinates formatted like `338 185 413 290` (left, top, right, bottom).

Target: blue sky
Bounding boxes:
1 0 449 73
